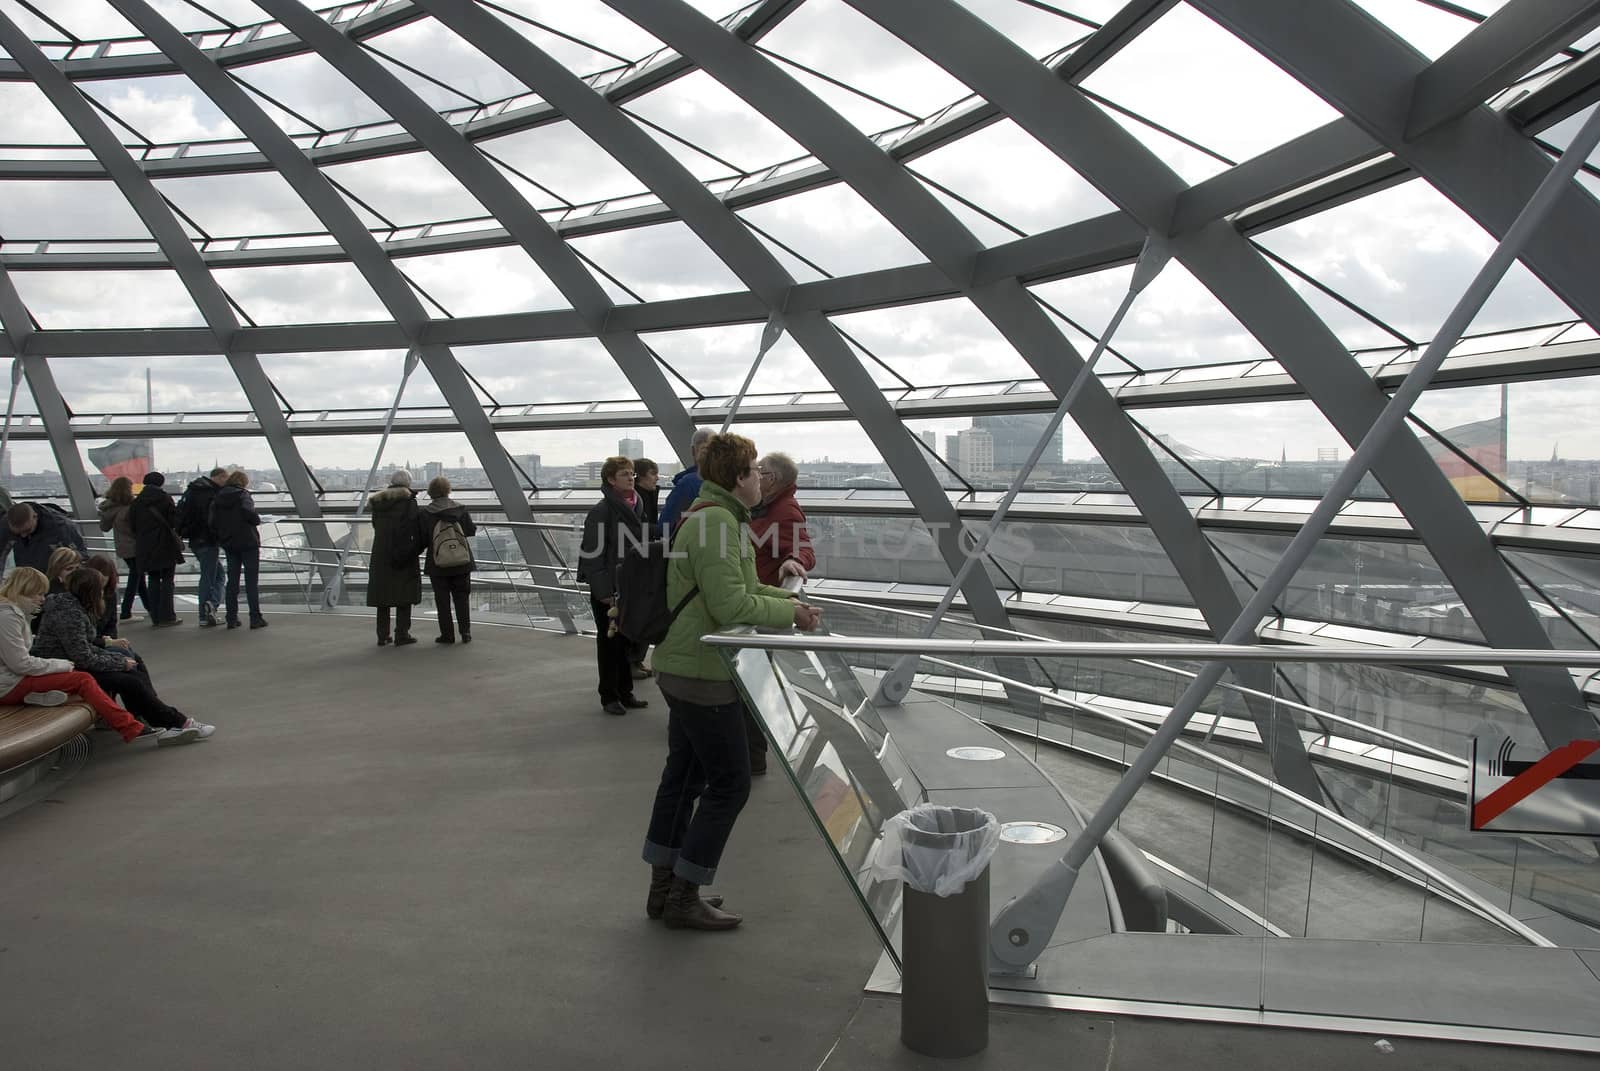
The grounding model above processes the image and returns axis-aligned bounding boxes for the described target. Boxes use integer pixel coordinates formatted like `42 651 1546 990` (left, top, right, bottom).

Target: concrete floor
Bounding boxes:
0 613 882 1071
2 611 1592 1069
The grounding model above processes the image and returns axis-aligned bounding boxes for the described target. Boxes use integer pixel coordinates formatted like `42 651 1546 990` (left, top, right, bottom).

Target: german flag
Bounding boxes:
87 439 152 484
1424 415 1505 501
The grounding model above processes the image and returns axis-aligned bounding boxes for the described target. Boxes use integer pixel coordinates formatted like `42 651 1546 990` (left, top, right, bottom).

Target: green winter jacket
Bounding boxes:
651 480 795 682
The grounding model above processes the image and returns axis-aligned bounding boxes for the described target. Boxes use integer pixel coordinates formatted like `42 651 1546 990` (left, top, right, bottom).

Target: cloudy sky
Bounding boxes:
0 0 1595 485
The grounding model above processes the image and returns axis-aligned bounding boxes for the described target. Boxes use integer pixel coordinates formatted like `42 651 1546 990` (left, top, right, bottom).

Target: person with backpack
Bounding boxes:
127 473 184 628
177 468 227 627
418 476 476 645
640 432 822 930
367 470 421 647
210 470 267 630
576 456 648 715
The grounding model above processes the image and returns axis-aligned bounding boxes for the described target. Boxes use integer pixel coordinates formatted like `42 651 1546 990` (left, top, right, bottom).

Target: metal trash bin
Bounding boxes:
872 804 1001 1058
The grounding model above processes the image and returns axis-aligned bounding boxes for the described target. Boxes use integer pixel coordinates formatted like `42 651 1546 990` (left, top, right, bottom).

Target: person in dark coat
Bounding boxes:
418 476 476 645
634 458 661 533
209 470 266 630
627 457 663 680
1 500 88 575
127 473 184 627
576 456 648 715
656 427 713 534
367 470 421 647
177 468 227 626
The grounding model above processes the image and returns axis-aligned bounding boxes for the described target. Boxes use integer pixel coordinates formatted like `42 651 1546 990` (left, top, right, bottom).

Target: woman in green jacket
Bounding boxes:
642 433 822 931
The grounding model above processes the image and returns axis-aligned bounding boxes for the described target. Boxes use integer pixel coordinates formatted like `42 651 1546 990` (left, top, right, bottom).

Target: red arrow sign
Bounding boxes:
1472 739 1600 830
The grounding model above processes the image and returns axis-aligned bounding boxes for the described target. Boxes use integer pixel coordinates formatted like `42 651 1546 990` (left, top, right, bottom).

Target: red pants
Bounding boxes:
1 672 143 742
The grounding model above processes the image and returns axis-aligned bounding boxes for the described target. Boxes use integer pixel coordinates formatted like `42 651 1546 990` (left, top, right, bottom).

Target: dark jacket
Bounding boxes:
366 486 421 608
748 484 817 587
419 497 476 578
637 484 660 531
31 592 127 674
129 485 183 570
0 502 88 574
576 486 644 602
209 485 261 551
657 466 701 533
177 476 220 544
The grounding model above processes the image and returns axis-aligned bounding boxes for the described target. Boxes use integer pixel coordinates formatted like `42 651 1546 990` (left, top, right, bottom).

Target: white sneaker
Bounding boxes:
23 690 68 706
183 717 216 740
155 725 200 747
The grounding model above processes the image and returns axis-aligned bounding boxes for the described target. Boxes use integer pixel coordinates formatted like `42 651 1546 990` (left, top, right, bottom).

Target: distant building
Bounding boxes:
944 434 960 463
917 430 938 455
424 461 443 481
974 414 1062 470
956 427 994 478
519 453 542 486
618 436 643 459
1317 447 1340 462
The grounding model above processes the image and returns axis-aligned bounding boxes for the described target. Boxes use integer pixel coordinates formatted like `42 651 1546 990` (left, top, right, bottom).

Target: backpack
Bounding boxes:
430 516 472 569
616 503 708 645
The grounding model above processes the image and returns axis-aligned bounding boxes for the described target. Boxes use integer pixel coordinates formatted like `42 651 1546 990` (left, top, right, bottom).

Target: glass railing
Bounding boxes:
708 624 1600 1039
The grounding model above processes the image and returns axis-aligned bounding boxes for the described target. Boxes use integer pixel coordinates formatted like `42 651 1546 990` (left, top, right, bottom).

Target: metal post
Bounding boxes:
721 311 786 433
874 236 1170 706
988 101 1600 971
323 346 419 609
0 358 20 487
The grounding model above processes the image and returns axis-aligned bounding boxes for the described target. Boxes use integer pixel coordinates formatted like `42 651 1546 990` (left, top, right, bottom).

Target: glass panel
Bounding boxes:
211 262 391 324
624 70 806 175
479 120 648 207
567 221 746 301
1030 259 1274 370
9 269 205 328
79 73 248 146
0 180 151 241
831 296 1037 385
908 119 1116 237
394 246 570 316
736 182 924 275
154 172 326 240
320 151 489 229
1254 178 1578 347
52 354 253 415
1082 3 1341 163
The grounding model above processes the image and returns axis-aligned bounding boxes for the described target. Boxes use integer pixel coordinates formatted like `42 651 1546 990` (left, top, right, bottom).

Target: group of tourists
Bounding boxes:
364 470 477 647
578 427 822 931
96 468 266 630
0 430 827 929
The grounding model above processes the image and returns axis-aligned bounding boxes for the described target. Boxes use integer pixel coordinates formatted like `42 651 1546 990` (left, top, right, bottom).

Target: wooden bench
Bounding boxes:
0 701 95 775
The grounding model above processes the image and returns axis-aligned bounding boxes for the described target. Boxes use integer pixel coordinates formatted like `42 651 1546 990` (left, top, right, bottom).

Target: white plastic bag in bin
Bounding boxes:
869 804 1001 897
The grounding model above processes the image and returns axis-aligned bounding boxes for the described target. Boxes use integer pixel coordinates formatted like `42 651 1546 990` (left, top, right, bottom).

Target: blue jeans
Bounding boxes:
193 543 224 618
642 694 752 886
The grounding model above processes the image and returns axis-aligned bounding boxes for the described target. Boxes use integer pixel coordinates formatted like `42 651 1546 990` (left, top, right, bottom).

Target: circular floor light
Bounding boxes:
946 745 1007 761
1000 821 1068 845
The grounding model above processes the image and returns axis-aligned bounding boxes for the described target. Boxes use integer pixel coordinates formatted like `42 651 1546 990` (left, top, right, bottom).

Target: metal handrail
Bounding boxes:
703 632 1600 668
803 591 1466 767
901 653 1554 947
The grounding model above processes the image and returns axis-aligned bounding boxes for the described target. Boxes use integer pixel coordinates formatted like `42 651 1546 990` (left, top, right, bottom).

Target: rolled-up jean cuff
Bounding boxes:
672 856 717 886
641 839 679 868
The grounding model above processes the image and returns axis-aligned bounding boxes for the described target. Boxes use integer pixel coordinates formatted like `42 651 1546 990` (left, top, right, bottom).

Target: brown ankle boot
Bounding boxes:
662 875 742 930
647 866 722 919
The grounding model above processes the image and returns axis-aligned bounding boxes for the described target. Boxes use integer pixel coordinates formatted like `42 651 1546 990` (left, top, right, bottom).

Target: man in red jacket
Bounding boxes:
748 452 815 587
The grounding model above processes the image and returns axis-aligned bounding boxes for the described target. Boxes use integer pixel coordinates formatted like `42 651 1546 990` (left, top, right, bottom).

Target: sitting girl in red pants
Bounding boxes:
0 567 144 742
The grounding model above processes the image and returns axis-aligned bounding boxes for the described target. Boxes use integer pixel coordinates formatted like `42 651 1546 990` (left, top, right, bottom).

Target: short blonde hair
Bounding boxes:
46 546 81 581
0 566 49 603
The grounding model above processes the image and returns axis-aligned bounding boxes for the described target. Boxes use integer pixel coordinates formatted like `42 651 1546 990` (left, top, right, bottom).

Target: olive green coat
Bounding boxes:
652 481 795 682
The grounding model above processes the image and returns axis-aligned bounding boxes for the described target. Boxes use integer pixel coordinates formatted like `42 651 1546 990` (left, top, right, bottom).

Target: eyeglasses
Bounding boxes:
616 472 635 479
758 469 775 479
